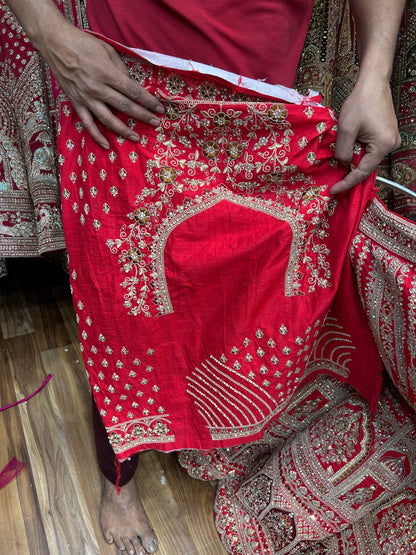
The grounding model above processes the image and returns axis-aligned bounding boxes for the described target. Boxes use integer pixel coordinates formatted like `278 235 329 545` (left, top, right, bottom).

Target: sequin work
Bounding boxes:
180 377 416 554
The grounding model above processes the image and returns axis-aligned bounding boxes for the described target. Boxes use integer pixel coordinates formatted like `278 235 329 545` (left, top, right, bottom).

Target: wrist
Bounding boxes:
354 64 393 94
31 15 72 53
8 1 70 55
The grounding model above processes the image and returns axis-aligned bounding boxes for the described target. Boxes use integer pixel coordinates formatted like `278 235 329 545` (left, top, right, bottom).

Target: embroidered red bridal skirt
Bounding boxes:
58 49 383 461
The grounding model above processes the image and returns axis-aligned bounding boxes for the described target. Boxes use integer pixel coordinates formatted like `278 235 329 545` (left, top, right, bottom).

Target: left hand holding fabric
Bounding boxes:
331 78 401 194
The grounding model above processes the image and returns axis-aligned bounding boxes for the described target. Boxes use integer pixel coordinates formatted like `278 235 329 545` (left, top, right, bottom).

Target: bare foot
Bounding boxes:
100 475 158 554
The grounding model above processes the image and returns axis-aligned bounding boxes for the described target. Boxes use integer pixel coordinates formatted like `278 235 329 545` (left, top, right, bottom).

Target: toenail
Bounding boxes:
119 547 126 552
128 550 134 555
148 540 157 553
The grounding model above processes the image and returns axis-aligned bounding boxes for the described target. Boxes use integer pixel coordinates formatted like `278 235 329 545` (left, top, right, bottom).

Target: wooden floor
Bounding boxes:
0 258 227 555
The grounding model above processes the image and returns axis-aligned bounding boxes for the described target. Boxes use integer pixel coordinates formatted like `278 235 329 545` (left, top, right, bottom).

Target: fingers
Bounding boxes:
333 116 357 173
115 72 165 117
330 78 402 194
72 81 163 150
105 46 165 116
72 74 163 147
332 123 401 194
73 103 110 149
332 134 380 193
98 86 162 128
97 45 165 128
330 163 373 194
332 132 401 194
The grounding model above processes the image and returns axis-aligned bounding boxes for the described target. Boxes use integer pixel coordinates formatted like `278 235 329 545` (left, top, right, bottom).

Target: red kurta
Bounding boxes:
86 0 314 87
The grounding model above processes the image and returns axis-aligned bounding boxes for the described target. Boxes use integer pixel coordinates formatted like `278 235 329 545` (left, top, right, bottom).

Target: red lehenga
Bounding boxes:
57 40 416 553
0 0 85 274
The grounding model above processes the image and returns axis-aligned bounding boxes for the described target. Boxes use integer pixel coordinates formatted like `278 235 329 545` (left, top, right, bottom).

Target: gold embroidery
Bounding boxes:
108 415 175 453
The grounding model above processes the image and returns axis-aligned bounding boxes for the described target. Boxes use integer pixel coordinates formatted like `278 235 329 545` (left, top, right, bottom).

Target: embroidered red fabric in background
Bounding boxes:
58 52 382 461
86 0 314 87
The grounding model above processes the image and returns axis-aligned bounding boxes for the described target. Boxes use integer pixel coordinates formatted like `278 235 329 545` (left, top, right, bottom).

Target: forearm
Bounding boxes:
5 0 163 147
350 0 405 82
331 1 404 192
5 0 73 55
5 0 73 59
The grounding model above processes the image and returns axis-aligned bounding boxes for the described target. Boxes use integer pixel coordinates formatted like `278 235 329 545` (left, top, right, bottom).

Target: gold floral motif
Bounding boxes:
226 141 243 159
159 166 177 184
164 102 180 120
165 73 185 95
202 140 220 159
213 111 232 127
127 247 143 264
303 186 321 200
267 103 288 123
198 82 221 101
266 172 283 185
128 60 153 86
133 207 151 224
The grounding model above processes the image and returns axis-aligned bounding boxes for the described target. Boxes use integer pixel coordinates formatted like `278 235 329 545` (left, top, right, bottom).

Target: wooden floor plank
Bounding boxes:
165 457 223 555
41 344 116 554
0 335 49 555
137 451 201 555
137 452 226 555
0 258 228 555
0 281 34 339
24 283 72 353
52 283 82 355
6 334 100 555
0 352 31 555
0 474 31 554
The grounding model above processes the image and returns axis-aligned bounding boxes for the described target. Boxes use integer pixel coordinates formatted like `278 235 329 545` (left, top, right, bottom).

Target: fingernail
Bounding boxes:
129 133 140 141
150 118 161 127
155 105 165 114
100 142 110 150
129 550 134 555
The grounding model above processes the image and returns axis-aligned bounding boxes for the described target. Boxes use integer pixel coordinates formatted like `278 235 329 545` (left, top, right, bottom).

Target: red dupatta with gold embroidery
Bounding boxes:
58 42 383 460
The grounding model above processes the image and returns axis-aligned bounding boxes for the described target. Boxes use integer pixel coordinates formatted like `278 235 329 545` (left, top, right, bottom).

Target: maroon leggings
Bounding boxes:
92 397 139 486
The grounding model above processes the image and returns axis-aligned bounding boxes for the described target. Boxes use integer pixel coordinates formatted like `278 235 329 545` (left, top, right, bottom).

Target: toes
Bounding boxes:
144 538 157 553
130 536 144 555
139 535 157 554
122 538 137 555
103 530 114 545
139 529 157 553
113 536 126 551
128 538 145 555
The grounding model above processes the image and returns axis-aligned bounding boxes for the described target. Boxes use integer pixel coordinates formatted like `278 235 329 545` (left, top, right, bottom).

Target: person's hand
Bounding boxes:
40 22 164 149
331 78 401 193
